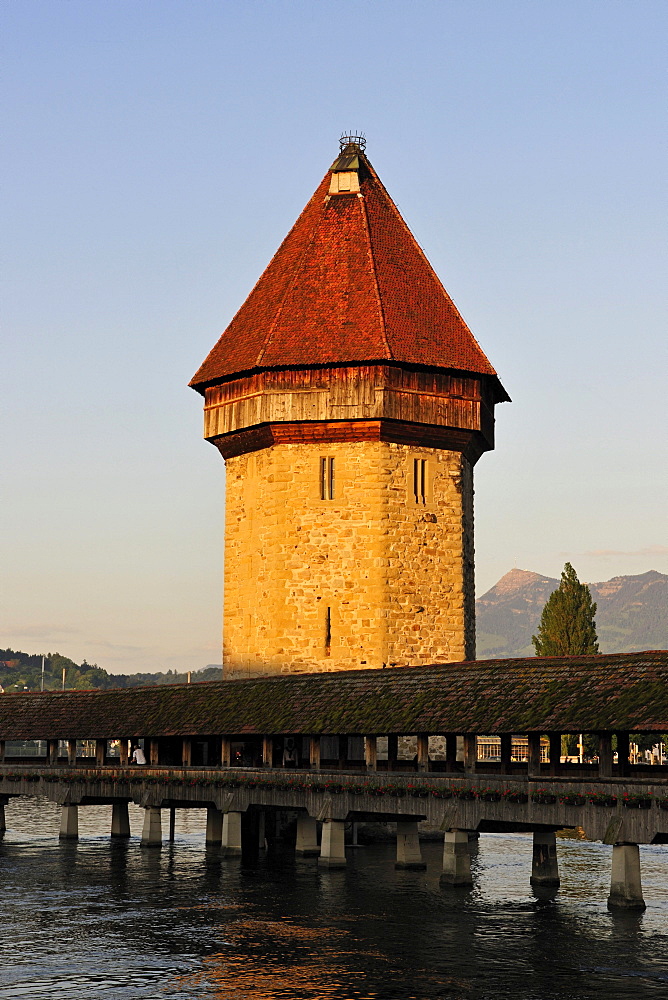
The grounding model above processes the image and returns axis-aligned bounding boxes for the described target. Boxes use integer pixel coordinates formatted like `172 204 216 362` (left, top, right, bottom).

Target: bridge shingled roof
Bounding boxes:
0 651 666 741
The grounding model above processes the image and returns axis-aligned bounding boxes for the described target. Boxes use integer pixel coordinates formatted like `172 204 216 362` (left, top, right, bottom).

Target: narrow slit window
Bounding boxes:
413 458 427 504
320 456 335 500
324 606 331 656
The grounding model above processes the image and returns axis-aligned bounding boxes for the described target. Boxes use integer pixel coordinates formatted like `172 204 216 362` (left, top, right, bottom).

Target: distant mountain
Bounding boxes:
476 569 668 658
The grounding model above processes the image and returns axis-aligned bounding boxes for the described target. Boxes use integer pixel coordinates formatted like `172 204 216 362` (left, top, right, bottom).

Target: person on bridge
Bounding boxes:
131 745 146 765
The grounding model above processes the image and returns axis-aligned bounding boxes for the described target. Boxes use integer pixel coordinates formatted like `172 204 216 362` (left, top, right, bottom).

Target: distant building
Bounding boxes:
191 137 509 677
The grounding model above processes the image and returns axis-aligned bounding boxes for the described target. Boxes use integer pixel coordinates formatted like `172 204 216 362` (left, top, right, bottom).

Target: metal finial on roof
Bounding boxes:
339 132 366 152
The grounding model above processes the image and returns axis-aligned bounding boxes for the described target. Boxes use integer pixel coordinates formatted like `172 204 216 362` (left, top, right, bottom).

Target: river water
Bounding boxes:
0 797 667 999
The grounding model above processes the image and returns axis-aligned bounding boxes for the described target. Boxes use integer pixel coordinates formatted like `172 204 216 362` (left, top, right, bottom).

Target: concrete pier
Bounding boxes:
221 811 243 855
318 819 346 868
59 804 79 840
295 813 319 856
111 801 131 839
395 820 426 870
530 831 560 887
141 807 162 848
205 806 223 846
441 829 472 886
607 842 646 911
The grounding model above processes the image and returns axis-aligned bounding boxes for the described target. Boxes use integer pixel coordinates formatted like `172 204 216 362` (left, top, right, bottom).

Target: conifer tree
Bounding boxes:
532 562 599 656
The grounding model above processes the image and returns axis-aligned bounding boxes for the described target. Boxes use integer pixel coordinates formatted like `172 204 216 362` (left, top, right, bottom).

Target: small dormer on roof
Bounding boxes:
329 134 365 194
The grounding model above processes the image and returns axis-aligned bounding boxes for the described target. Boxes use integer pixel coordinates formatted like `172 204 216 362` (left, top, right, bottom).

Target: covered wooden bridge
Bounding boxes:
0 649 667 911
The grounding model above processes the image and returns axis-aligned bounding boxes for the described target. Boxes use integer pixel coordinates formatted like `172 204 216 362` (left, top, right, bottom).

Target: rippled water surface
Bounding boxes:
0 797 667 999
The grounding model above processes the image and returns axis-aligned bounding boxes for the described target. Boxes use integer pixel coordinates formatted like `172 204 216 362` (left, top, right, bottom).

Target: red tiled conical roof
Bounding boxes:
191 148 507 398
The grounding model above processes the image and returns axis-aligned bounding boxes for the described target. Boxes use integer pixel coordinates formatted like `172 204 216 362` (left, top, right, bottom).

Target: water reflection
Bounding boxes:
0 798 666 999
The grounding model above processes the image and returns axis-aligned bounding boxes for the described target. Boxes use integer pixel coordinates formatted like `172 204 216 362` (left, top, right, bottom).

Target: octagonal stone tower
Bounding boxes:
191 137 509 678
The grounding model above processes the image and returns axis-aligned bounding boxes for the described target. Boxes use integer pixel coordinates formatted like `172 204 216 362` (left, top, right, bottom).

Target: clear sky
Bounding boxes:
3 1 666 674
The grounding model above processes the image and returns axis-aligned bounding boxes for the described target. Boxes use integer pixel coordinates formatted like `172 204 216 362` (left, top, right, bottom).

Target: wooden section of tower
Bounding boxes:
191 136 509 678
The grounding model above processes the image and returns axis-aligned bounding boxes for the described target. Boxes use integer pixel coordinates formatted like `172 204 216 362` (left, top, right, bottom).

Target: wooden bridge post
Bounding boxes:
527 733 541 777
500 733 512 773
309 736 321 771
149 739 159 766
66 740 77 765
47 739 59 766
221 736 231 767
182 738 192 767
607 843 646 911
417 734 429 772
365 736 377 772
463 734 476 773
548 733 561 775
0 740 5 764
616 731 630 776
262 736 273 767
95 740 106 767
598 733 613 778
441 829 472 886
119 739 129 766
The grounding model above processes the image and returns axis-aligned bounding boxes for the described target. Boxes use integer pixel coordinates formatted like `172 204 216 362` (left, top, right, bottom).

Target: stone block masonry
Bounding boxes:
223 439 475 677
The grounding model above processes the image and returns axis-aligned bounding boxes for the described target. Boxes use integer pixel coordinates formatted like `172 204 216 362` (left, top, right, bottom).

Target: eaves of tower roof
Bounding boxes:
190 150 509 402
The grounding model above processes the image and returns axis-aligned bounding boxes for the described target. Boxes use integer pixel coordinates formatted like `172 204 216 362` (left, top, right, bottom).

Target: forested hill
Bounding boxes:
0 650 222 693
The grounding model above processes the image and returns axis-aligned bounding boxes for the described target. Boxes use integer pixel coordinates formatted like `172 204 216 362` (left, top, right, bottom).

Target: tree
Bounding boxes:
532 562 599 657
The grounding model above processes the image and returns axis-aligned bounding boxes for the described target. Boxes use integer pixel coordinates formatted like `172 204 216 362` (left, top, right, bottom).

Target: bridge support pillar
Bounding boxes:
59 804 79 840
396 821 426 870
296 814 319 856
0 802 6 836
206 806 223 846
318 820 346 868
440 829 472 886
530 831 559 887
141 807 162 847
222 811 243 856
607 843 646 911
111 801 130 838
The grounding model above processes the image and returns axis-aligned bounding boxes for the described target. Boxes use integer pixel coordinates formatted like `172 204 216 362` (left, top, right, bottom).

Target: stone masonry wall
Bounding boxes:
223 440 475 677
